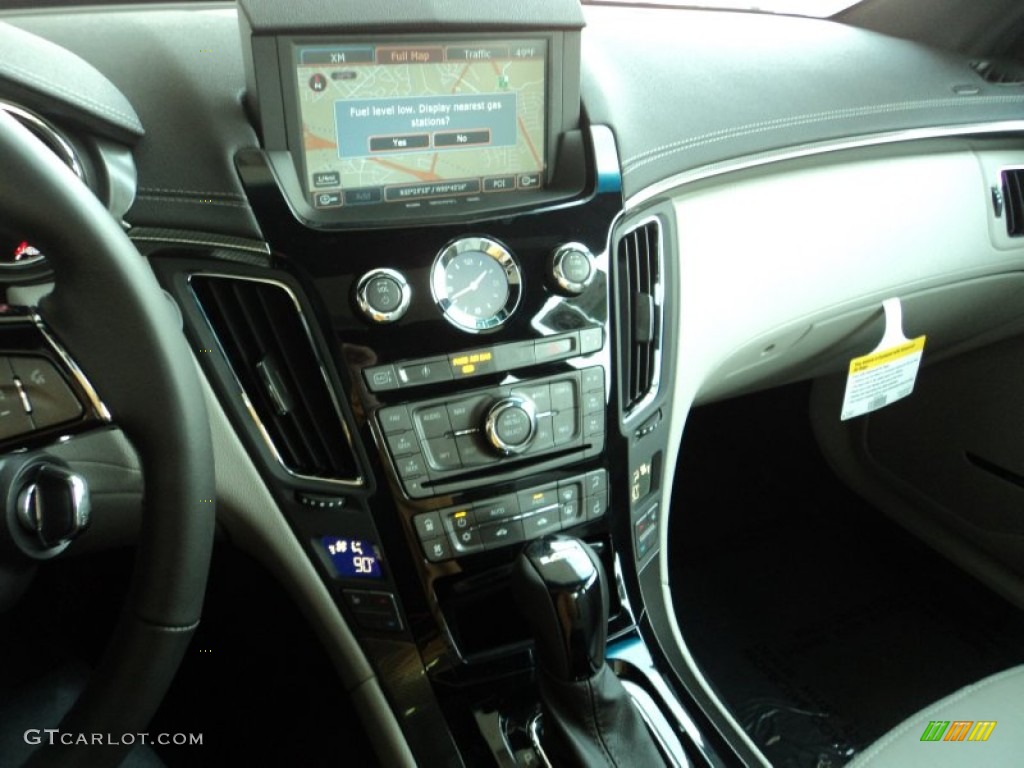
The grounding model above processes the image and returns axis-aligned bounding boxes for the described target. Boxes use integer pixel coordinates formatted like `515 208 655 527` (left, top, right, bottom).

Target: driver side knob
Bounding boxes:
16 463 90 550
513 534 608 681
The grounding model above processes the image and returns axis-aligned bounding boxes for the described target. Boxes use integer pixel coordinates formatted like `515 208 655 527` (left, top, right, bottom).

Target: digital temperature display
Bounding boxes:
320 536 383 579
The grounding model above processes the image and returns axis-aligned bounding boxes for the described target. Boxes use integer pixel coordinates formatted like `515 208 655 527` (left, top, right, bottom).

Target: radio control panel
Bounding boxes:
377 366 606 498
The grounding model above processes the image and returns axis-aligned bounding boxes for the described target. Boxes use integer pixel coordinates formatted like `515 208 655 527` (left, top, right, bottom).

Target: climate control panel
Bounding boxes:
413 469 609 562
377 366 606 498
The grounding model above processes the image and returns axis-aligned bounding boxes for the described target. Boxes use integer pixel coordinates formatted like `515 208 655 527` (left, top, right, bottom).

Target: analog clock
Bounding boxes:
431 237 522 332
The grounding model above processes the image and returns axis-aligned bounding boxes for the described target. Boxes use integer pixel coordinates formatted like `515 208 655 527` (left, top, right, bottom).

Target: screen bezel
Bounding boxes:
262 30 581 229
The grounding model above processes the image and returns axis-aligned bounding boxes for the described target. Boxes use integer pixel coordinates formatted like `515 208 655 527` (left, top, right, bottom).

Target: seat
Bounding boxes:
848 665 1024 767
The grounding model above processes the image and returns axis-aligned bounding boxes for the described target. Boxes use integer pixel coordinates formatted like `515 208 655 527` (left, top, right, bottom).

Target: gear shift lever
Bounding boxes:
514 535 664 767
514 534 608 682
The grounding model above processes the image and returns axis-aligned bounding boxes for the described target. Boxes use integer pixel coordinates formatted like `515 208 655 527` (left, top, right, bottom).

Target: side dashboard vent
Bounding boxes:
617 219 663 414
190 275 361 485
1002 169 1024 237
971 59 1024 85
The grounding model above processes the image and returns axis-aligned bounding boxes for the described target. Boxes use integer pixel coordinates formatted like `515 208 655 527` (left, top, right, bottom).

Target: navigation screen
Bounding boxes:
293 39 548 210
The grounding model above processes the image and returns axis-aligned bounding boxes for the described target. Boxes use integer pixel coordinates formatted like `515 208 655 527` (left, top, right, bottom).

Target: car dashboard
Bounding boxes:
1 1 1023 766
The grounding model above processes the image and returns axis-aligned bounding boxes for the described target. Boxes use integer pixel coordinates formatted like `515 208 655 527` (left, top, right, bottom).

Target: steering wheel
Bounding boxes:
0 111 215 766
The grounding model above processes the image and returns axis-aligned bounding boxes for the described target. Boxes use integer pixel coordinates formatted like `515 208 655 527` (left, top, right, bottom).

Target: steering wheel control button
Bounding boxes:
399 357 452 386
364 364 399 392
0 359 34 440
10 357 83 430
356 269 410 324
550 243 596 296
485 397 537 455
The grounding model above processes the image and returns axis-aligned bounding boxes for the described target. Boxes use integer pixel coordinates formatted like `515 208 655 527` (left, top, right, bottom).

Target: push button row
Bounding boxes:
414 469 609 561
363 326 604 392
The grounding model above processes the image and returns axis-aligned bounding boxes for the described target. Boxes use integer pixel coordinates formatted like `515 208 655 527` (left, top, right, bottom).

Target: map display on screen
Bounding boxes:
294 39 547 209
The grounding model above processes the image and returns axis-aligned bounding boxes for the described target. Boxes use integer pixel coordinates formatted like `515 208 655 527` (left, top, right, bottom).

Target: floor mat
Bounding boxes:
670 383 1024 767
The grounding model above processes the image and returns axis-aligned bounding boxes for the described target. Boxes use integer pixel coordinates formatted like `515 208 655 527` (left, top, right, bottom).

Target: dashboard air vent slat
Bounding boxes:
617 220 662 414
1003 169 1024 237
190 276 360 483
971 60 1024 86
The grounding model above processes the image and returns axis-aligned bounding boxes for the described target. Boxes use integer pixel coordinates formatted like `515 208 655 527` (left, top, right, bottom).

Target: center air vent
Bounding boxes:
617 219 663 414
190 275 362 485
1002 169 1024 237
971 60 1024 86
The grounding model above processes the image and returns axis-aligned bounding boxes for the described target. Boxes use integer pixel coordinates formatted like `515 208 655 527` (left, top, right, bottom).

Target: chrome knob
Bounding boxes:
355 268 411 323
550 243 595 296
484 396 537 456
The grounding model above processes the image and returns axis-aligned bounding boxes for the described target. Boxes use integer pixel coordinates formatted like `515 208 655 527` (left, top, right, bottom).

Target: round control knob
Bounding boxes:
484 396 537 456
550 243 595 296
356 268 410 323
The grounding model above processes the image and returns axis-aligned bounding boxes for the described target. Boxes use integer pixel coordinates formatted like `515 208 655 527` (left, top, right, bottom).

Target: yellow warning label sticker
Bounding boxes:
848 336 926 375
840 297 926 421
841 335 926 421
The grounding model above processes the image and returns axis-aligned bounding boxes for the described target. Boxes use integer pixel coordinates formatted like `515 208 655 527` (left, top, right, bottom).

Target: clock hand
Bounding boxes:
449 269 490 301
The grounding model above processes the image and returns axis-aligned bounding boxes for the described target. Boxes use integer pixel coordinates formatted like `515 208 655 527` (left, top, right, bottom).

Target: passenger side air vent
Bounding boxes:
971 59 1024 85
617 219 663 414
190 275 361 485
1002 169 1024 237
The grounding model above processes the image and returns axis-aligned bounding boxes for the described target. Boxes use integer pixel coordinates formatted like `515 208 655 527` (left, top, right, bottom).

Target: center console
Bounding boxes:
148 1 689 765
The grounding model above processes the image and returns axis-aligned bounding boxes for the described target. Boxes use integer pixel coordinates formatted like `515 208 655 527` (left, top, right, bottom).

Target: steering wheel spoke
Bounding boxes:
0 312 110 453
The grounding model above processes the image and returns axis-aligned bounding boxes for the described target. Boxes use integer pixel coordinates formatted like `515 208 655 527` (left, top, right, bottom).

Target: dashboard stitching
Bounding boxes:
138 186 246 201
621 95 1024 174
135 193 250 208
0 57 142 132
